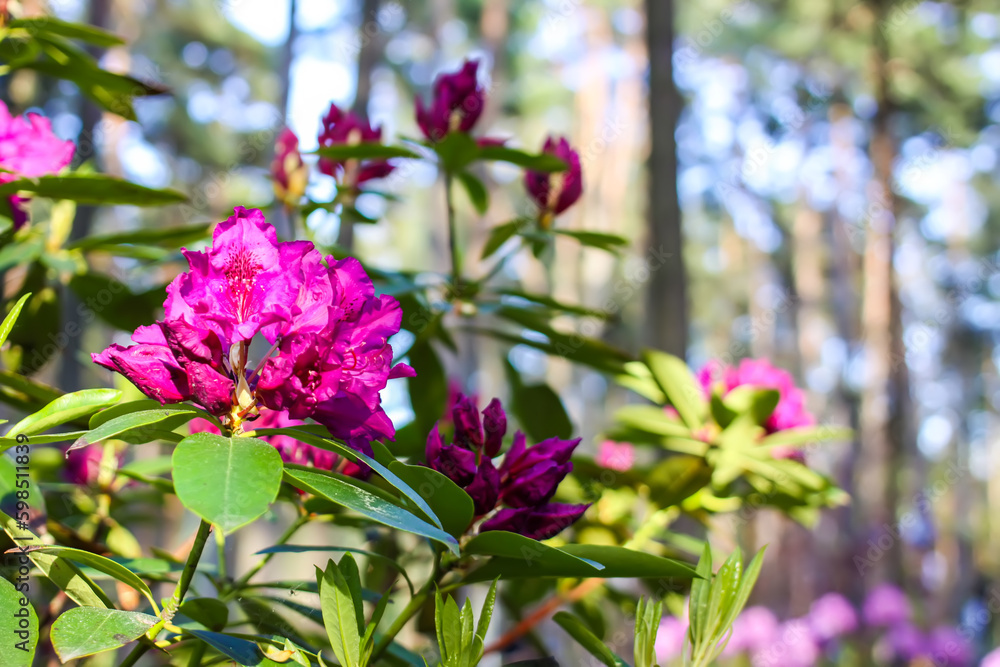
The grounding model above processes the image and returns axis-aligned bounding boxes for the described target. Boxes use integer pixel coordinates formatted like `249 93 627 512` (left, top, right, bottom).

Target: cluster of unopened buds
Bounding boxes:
270 58 584 228
425 392 589 540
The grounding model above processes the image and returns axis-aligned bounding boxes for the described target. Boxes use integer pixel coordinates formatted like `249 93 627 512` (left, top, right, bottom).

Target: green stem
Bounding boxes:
186 639 207 667
445 171 462 298
370 555 443 661
228 514 308 595
215 528 227 584
171 520 212 608
119 641 152 667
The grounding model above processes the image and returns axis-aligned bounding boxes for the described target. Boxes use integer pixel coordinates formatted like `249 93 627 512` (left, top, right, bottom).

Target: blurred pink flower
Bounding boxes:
808 592 858 642
655 616 687 662
596 440 634 472
63 445 119 487
927 626 974 667
0 101 74 228
981 647 1000 667
752 620 819 667
724 606 779 656
863 583 911 627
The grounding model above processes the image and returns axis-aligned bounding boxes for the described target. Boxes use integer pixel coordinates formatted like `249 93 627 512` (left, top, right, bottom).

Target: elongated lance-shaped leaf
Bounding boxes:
6 388 122 438
475 579 500 649
642 349 707 429
0 578 38 667
320 559 362 667
553 611 622 667
0 293 30 349
21 546 157 611
721 546 767 631
688 543 713 648
72 406 202 449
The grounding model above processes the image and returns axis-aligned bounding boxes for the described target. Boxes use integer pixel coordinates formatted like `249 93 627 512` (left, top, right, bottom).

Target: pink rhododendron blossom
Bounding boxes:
93 207 412 450
0 101 75 228
271 128 308 207
596 440 634 472
317 102 395 186
753 620 819 667
981 647 1000 667
654 616 687 662
723 606 779 656
698 358 814 433
524 135 582 227
863 583 911 627
808 592 858 642
415 59 485 142
63 445 119 487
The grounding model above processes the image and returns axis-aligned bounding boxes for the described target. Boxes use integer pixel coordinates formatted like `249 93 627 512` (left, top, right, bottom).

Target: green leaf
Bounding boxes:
494 288 609 318
21 546 157 610
709 393 738 429
68 223 210 250
73 407 201 448
50 608 157 662
314 144 419 161
0 578 37 667
481 220 523 260
253 427 443 530
6 388 121 438
339 554 366 635
67 273 166 332
558 545 699 579
177 598 229 632
688 544 713 647
758 425 853 448
186 630 264 666
283 468 459 554
723 547 765 631
0 431 85 451
173 433 283 534
0 293 31 349
552 612 621 667
387 462 474 539
456 170 489 215
613 405 691 438
0 509 113 609
646 456 713 508
0 174 185 206
641 350 707 429
8 18 126 47
320 559 362 667
434 133 480 172
462 531 604 580
553 229 629 253
477 145 567 172
475 578 499 646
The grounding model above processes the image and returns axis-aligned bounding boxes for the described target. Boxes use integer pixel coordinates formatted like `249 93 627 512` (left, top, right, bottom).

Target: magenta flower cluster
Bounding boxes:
697 358 815 433
425 393 588 540
93 207 413 451
0 101 75 229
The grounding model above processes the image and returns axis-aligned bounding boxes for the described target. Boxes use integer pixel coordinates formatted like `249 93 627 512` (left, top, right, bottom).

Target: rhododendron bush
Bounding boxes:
0 14 857 667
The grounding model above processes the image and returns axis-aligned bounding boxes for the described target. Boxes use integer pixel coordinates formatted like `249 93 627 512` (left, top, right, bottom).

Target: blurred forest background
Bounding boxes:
5 0 1000 658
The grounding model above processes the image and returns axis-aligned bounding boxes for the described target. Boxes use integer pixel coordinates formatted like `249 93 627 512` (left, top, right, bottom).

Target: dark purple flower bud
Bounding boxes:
271 128 308 207
501 458 572 508
452 393 483 451
482 398 506 457
318 102 394 185
499 432 578 479
887 623 927 661
415 59 485 142
479 503 589 541
524 136 582 228
465 458 500 515
63 445 118 486
425 423 477 486
927 626 973 666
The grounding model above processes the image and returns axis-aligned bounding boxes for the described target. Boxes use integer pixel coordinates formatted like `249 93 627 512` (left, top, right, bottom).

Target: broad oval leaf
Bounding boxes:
283 467 459 554
0 578 37 667
172 433 283 534
51 607 157 662
6 388 122 438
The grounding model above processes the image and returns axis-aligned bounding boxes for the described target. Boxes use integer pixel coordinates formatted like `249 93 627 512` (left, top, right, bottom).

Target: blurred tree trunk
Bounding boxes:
644 0 687 357
855 0 907 583
338 0 383 251
58 0 109 392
